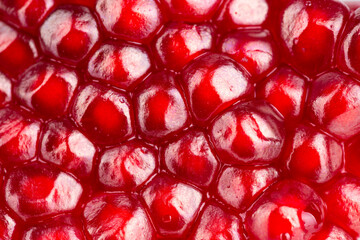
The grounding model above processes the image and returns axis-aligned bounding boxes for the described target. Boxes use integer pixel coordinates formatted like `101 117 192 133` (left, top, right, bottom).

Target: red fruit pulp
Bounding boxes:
0 0 359 239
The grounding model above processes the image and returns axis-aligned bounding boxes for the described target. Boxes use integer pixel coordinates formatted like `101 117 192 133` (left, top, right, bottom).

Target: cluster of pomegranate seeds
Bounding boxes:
1 0 360 239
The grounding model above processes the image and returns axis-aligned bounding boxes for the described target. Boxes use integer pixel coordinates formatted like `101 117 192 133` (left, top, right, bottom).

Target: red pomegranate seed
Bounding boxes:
282 124 343 184
39 5 99 64
72 83 134 145
95 0 164 42
276 0 349 76
0 107 40 166
15 61 78 118
216 0 269 31
0 0 55 31
188 203 246 240
220 29 279 81
0 21 38 78
217 166 279 212
133 71 189 141
210 100 285 165
87 41 151 90
310 225 353 240
322 175 360 237
154 22 214 71
306 71 360 140
5 162 83 220
22 215 85 240
246 180 326 239
40 119 96 178
256 66 308 123
181 53 253 125
0 208 16 240
338 8 360 79
98 139 157 190
141 174 202 238
83 193 155 239
161 129 219 187
162 0 221 22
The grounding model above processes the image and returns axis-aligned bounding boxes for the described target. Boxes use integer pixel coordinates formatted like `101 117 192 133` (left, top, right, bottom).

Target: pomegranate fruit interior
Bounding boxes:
0 0 360 239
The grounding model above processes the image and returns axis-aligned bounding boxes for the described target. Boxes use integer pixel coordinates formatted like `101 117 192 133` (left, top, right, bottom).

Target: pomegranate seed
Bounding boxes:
282 124 343 184
39 5 99 64
0 107 40 166
72 83 134 145
220 29 279 81
0 21 38 78
98 140 157 190
276 0 349 76
40 119 96 178
95 0 163 42
5 162 83 220
217 166 279 211
189 203 246 240
154 22 214 71
87 41 151 90
83 193 155 239
210 100 285 165
15 61 78 118
181 53 253 125
142 174 202 238
246 180 326 239
133 71 189 141
161 129 219 187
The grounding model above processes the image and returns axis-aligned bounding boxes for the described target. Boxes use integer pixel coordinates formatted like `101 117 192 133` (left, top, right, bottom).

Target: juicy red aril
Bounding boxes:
133 71 189 141
162 0 221 23
276 0 349 76
189 203 246 240
40 119 96 178
142 174 202 237
210 100 285 165
95 0 163 42
161 129 219 187
216 0 269 30
15 61 78 118
310 225 353 240
322 175 360 237
154 22 214 71
217 166 279 212
87 41 151 90
72 83 134 145
181 53 253 125
0 0 55 31
5 162 82 220
83 193 155 240
246 180 326 239
0 107 40 166
98 140 157 190
338 8 360 79
0 209 16 240
0 21 38 78
256 66 308 123
22 215 85 240
345 134 360 179
220 29 279 81
39 5 99 64
282 124 343 184
306 71 360 140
